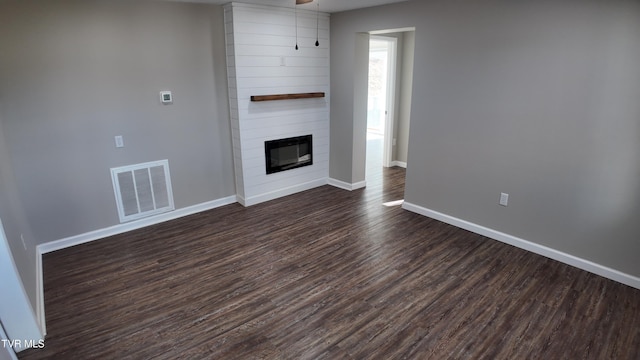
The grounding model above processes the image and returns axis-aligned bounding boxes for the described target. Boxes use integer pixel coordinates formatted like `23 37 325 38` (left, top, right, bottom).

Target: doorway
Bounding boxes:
364 29 414 184
366 35 397 178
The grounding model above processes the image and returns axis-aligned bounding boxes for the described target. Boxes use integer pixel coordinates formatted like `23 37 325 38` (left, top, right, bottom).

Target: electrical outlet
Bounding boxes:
20 234 27 250
115 135 124 148
499 192 509 206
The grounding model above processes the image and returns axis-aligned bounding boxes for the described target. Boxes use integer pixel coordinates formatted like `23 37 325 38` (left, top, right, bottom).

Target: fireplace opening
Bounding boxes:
265 135 313 174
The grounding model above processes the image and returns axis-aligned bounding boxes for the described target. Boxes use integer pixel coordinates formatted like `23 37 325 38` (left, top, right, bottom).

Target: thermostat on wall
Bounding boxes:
160 91 173 104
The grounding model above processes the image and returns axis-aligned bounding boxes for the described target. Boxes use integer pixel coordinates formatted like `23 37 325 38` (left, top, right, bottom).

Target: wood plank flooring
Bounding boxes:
19 166 640 359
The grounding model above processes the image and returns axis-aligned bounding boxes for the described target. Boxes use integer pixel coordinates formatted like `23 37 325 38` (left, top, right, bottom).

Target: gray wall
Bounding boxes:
0 0 235 244
331 0 640 276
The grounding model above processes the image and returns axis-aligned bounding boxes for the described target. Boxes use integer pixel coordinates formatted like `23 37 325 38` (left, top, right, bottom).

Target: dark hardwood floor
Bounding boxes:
19 163 640 359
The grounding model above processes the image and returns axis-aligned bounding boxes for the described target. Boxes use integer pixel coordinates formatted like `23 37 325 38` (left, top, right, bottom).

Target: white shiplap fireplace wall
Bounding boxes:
224 3 330 206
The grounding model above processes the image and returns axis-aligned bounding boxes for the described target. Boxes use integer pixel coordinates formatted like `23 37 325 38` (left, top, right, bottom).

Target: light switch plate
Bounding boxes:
499 192 509 206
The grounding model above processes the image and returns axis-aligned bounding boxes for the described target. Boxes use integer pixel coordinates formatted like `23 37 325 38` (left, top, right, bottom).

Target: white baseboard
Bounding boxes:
38 195 237 254
351 180 367 190
328 178 366 191
236 194 247 207
402 201 640 290
241 178 328 206
391 161 407 168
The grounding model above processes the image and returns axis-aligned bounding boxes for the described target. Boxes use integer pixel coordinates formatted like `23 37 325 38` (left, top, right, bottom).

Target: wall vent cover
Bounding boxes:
111 160 175 223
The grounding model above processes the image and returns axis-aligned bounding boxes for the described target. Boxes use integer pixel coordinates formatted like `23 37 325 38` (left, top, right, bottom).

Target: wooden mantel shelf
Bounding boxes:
250 92 325 102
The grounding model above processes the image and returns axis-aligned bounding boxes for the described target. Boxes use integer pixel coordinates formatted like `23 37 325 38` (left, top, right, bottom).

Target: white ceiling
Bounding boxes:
168 0 410 13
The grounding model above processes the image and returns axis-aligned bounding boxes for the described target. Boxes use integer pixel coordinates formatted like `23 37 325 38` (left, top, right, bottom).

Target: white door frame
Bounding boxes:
0 218 42 353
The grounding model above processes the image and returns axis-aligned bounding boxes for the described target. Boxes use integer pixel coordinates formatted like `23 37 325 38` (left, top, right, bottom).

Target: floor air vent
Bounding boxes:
111 160 175 223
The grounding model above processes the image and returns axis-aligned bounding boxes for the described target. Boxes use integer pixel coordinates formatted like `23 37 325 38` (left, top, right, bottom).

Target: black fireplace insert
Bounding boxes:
265 135 313 174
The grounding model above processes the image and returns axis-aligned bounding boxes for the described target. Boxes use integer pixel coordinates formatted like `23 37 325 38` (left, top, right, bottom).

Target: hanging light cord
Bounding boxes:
294 0 319 49
315 0 320 46
295 2 299 50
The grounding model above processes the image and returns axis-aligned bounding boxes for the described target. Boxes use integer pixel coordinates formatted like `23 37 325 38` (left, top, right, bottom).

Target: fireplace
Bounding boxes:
265 135 313 174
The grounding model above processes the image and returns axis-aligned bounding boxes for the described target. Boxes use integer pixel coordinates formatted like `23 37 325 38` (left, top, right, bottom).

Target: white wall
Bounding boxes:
225 3 330 205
